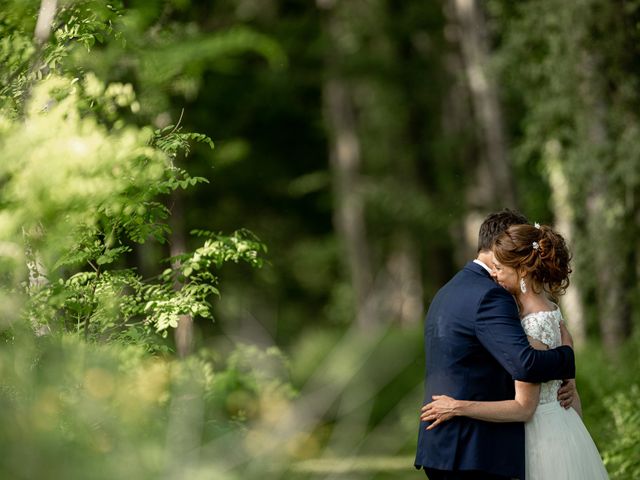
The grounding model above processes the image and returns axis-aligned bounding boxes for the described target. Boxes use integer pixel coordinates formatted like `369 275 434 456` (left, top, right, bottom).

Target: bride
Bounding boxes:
420 223 609 479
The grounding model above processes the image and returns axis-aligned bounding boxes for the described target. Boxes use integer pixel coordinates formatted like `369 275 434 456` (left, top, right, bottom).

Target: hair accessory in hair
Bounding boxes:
532 241 540 251
534 222 541 229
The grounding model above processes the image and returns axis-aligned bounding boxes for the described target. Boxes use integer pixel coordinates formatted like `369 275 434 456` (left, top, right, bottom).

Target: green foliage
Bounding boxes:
287 325 424 460
603 385 640 479
140 26 288 86
573 335 640 479
0 332 294 480
70 2 289 114
154 123 215 159
0 2 268 346
142 230 267 335
0 3 295 479
0 1 122 114
488 0 640 333
1 75 163 254
2 0 638 476
0 71 261 343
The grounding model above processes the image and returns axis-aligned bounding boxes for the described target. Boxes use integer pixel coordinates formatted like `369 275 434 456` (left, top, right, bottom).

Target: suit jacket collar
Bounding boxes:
464 260 492 279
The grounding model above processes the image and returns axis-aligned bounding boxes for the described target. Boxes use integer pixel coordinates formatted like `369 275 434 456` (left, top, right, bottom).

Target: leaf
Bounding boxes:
96 254 111 265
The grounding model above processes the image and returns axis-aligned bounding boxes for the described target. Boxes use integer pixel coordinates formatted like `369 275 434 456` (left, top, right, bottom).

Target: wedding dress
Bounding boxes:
522 309 609 479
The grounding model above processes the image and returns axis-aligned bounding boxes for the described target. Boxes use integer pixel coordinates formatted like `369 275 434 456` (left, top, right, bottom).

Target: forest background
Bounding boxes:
0 0 639 479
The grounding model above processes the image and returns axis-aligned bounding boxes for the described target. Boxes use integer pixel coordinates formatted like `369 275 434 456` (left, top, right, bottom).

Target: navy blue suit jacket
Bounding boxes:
414 261 575 479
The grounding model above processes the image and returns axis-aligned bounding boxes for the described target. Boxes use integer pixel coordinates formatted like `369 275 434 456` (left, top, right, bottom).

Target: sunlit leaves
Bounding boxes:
0 1 123 115
183 229 267 270
153 123 215 159
0 5 265 345
141 230 266 335
0 77 164 263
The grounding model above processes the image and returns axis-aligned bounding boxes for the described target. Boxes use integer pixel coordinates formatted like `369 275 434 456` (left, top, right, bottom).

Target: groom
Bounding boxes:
414 209 576 480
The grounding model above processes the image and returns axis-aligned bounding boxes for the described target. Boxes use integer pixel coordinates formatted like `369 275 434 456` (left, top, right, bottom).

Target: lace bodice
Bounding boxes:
521 309 563 405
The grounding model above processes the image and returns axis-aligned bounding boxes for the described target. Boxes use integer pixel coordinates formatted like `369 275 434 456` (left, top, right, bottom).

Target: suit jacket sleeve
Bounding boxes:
475 286 575 383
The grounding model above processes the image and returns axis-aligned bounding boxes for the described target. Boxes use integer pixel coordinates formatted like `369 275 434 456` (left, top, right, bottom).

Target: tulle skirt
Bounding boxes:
525 401 609 479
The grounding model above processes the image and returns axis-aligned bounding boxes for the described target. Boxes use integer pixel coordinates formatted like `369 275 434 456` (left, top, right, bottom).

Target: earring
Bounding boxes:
520 277 527 294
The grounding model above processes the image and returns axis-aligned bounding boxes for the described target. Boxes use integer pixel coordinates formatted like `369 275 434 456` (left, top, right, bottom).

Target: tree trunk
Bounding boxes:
170 187 194 358
345 0 425 326
588 194 631 353
544 142 587 347
444 0 511 260
579 51 631 354
440 20 480 264
22 0 58 111
451 0 516 209
21 0 58 336
34 0 58 46
382 234 423 326
323 78 377 328
23 227 51 336
319 1 378 328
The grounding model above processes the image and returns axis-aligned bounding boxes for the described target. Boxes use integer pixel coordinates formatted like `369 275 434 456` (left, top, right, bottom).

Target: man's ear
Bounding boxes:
484 250 496 267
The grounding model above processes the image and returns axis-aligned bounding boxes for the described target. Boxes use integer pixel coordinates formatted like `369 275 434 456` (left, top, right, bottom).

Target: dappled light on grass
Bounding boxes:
0 333 293 479
0 322 427 478
236 323 425 473
1 303 638 478
292 455 416 474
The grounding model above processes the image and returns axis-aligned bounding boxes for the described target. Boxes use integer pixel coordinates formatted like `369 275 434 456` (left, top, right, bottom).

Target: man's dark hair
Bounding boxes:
477 208 529 252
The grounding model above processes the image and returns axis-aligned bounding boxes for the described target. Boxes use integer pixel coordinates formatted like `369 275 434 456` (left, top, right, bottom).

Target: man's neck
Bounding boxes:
476 251 493 267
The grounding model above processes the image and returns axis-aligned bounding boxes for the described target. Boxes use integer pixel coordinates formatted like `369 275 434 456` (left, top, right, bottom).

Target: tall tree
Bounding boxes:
439 0 519 264
351 0 428 326
489 0 640 352
22 0 58 336
448 0 517 210
544 144 586 346
318 0 378 328
170 180 194 357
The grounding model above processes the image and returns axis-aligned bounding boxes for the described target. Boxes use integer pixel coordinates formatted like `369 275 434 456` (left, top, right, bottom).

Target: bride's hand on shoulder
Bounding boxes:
420 395 461 429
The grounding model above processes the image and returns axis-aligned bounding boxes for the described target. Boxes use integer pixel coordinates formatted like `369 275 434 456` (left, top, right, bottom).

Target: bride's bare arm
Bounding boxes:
421 335 547 429
421 381 540 429
557 322 581 410
560 321 574 348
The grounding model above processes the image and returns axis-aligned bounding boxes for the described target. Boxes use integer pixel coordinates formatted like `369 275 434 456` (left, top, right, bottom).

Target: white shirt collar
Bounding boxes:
473 259 492 274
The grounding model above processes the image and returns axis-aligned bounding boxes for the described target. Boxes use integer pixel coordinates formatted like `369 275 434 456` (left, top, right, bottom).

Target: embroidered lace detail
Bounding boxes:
521 309 563 405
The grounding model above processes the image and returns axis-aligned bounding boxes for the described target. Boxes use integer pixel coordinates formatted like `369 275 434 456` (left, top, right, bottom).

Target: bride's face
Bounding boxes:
491 252 519 295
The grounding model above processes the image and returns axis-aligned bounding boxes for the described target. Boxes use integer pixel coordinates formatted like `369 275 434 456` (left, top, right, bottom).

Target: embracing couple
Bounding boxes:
414 209 608 480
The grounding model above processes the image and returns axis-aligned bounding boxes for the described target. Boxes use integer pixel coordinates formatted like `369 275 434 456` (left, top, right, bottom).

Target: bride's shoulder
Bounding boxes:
520 307 562 323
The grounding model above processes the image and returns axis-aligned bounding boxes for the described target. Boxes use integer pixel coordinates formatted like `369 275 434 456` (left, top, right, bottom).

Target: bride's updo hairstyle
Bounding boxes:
493 224 572 297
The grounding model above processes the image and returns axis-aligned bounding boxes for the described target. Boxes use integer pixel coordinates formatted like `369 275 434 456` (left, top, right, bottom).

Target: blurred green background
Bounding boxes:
0 0 639 478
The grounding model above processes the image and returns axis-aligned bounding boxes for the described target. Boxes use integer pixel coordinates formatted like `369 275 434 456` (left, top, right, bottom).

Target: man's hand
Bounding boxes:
558 379 576 409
